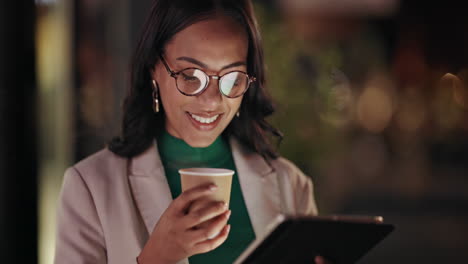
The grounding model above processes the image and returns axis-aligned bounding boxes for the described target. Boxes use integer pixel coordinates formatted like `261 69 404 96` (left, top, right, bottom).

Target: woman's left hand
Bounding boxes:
315 255 333 264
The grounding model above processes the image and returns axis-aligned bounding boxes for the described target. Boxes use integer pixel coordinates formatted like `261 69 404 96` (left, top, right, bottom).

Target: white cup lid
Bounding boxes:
178 168 234 176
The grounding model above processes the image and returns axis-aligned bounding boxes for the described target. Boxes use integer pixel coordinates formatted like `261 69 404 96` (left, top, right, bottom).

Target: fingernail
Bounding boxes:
226 224 231 232
209 184 218 191
226 210 232 219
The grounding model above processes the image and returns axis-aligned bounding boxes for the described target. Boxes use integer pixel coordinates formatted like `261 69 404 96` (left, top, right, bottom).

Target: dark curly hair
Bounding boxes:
109 0 282 160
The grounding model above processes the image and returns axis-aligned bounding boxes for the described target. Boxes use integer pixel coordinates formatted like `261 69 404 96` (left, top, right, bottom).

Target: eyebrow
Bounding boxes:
176 56 246 71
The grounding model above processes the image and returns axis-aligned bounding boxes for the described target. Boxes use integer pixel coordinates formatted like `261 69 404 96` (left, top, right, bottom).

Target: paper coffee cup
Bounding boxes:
179 168 234 206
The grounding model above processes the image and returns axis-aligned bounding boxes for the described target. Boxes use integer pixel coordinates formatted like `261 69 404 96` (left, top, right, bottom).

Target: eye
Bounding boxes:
224 72 244 86
181 72 199 82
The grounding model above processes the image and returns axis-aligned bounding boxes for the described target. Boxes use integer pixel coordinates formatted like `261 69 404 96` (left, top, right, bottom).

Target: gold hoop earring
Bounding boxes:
152 80 160 113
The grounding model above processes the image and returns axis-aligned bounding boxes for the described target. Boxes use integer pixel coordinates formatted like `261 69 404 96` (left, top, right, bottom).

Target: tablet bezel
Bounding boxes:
234 214 394 264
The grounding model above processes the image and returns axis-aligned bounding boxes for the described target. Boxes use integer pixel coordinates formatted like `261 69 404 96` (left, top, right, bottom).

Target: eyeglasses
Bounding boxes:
159 54 256 98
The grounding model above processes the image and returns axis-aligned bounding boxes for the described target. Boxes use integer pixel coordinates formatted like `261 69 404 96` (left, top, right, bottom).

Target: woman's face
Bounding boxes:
153 15 249 147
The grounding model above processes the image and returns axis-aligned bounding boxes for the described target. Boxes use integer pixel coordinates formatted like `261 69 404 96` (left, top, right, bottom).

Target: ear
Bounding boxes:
149 60 162 81
149 64 156 78
149 67 158 83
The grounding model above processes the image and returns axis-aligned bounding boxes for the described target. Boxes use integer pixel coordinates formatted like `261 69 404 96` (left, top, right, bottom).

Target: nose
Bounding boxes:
197 76 223 108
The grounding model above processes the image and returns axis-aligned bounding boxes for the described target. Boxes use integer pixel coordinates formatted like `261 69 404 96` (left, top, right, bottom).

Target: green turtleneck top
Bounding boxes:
156 131 256 263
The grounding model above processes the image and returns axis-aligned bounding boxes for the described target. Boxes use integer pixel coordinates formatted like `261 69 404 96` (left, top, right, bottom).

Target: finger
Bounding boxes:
188 210 231 243
183 201 228 228
315 255 332 264
172 184 217 213
187 197 212 214
192 224 231 254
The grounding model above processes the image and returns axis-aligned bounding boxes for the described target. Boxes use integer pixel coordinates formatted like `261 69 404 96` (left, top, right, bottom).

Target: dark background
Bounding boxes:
0 0 37 263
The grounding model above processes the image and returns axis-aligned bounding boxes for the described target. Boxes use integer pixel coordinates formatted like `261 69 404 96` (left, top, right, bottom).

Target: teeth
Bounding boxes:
190 113 220 124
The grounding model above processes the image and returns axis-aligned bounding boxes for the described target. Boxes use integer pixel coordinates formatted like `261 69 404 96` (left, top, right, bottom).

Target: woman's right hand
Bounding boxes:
137 184 231 264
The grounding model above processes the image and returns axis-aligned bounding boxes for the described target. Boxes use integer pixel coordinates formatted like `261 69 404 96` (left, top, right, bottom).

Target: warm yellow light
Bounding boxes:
36 2 74 264
433 72 464 131
356 74 395 133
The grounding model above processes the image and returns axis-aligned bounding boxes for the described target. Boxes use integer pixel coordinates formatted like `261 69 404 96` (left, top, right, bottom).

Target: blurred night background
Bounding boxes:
1 0 467 263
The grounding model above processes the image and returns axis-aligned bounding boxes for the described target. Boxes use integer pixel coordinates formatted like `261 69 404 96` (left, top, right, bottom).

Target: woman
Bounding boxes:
54 0 329 263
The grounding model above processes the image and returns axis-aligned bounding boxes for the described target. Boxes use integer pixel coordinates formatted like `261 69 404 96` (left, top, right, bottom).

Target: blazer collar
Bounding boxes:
230 138 282 238
128 138 282 240
128 140 173 234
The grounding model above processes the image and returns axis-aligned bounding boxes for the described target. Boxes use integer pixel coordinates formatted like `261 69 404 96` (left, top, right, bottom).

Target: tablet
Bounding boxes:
234 214 394 264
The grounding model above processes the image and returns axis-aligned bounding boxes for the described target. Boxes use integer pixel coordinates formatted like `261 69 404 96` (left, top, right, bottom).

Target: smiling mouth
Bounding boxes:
189 113 220 124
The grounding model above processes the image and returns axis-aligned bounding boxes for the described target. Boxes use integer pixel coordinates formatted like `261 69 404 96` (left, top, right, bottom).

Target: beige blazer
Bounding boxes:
54 138 318 264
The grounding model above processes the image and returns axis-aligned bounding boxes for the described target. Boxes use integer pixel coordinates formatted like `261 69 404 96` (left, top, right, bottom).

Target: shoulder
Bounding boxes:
270 156 318 215
67 148 127 186
271 156 303 174
270 156 308 182
74 148 126 174
230 137 307 180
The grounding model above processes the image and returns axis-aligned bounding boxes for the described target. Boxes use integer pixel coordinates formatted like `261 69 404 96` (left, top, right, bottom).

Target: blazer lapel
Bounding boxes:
128 141 173 234
230 139 283 238
128 141 190 264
